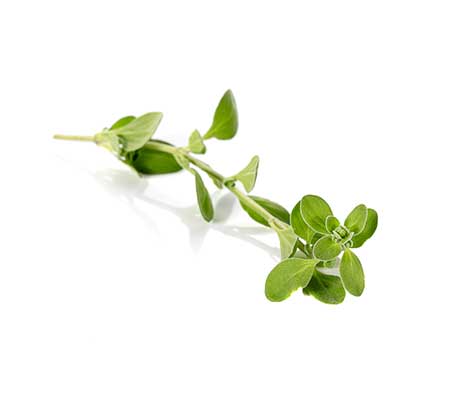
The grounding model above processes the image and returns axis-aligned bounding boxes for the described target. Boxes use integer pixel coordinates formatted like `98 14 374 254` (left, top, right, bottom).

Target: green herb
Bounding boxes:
53 90 378 305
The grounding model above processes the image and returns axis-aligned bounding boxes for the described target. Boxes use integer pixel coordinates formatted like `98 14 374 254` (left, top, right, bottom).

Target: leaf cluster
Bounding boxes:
265 195 378 304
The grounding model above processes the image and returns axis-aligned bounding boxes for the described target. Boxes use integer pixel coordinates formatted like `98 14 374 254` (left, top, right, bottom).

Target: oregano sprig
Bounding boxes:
54 90 378 305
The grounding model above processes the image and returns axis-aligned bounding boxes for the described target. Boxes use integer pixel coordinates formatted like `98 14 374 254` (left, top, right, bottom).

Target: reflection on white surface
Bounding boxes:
91 168 280 260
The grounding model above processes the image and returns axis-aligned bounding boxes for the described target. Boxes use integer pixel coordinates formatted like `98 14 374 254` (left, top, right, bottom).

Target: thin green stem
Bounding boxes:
53 134 95 142
143 140 289 231
55 135 303 251
226 183 286 230
184 154 226 183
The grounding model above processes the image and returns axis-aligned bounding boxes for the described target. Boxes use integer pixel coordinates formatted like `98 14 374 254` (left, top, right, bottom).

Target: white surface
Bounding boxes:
1 1 449 399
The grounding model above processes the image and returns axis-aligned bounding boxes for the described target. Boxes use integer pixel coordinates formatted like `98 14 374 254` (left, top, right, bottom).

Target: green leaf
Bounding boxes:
275 225 298 259
313 235 342 261
110 115 136 130
303 270 346 304
290 201 317 243
344 204 368 235
194 170 214 222
125 141 182 175
340 249 365 296
188 129 206 154
325 216 340 233
352 209 378 248
234 156 259 193
111 112 163 151
265 258 319 302
299 195 333 235
240 196 290 227
203 90 238 140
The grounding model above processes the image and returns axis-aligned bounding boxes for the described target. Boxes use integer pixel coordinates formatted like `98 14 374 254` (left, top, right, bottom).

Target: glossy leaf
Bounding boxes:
194 170 214 222
204 90 238 140
234 156 259 193
313 235 342 261
325 216 340 233
290 201 317 243
300 195 333 234
340 249 365 296
275 225 298 259
111 112 163 151
188 129 206 154
125 141 182 175
265 258 319 302
303 270 346 304
344 204 368 235
352 208 378 248
240 196 290 227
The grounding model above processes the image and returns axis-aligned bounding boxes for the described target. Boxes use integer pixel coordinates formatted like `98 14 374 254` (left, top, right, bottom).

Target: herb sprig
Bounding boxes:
54 90 378 305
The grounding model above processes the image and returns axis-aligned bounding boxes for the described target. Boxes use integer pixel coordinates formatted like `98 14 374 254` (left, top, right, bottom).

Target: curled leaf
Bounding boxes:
240 196 290 227
325 215 340 233
340 249 365 296
313 235 342 261
290 200 317 243
204 90 238 140
274 225 298 259
344 204 368 235
125 140 182 175
352 208 378 248
265 258 319 302
194 170 214 222
188 130 206 154
234 156 259 193
110 115 136 130
300 195 333 234
303 270 346 304
110 112 163 151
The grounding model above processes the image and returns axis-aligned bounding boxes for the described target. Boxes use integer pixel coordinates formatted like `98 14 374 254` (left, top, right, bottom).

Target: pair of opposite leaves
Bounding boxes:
265 195 378 302
95 90 237 169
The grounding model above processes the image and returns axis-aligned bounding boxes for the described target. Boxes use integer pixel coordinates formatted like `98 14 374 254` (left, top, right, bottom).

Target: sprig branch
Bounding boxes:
53 90 378 305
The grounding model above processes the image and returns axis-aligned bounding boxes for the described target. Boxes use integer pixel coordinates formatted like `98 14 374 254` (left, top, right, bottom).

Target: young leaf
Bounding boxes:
110 115 136 130
110 112 163 152
344 204 368 235
240 196 290 227
352 209 378 248
125 140 182 175
340 249 365 296
265 258 319 302
234 156 259 193
203 90 238 140
303 270 346 304
313 235 342 261
188 130 206 154
299 195 333 235
194 170 214 222
290 201 317 243
275 225 298 259
325 215 340 233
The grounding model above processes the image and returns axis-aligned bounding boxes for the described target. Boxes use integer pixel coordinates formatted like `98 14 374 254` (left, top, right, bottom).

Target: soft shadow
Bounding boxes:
91 169 280 260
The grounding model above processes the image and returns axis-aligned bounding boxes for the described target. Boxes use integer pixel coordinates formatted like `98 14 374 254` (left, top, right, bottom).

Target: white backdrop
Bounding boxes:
1 1 449 399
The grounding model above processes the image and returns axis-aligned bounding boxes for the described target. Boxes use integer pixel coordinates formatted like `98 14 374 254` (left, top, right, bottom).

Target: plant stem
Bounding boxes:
53 134 95 142
53 135 292 235
143 141 288 230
